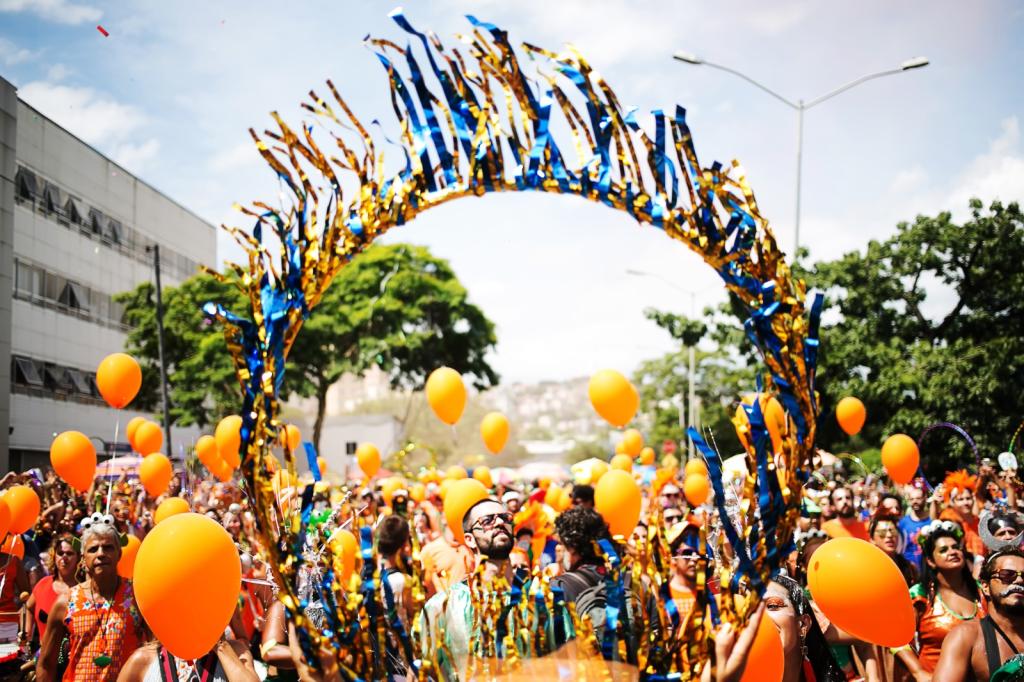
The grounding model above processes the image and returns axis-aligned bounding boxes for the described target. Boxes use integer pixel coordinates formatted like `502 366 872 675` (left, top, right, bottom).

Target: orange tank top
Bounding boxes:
63 580 144 682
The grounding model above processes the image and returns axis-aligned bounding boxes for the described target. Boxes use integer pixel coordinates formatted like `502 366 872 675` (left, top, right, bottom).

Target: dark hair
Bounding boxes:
880 492 905 513
982 547 1024 581
772 575 845 682
571 484 595 505
555 506 609 561
919 527 979 604
868 512 900 538
828 486 851 503
376 515 410 556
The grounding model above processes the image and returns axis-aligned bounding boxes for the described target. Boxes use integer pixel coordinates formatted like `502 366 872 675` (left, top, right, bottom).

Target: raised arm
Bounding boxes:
35 596 68 682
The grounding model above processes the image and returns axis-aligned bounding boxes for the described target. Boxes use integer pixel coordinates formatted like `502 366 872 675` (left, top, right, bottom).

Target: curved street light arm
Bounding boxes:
700 61 799 110
803 68 904 109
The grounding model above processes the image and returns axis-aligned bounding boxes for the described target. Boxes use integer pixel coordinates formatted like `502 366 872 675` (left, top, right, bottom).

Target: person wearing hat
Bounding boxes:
501 490 523 515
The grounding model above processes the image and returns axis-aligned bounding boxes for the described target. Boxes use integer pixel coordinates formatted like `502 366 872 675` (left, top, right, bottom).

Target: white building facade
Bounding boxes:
0 76 215 471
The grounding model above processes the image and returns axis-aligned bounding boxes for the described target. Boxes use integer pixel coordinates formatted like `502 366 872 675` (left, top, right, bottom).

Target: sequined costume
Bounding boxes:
910 583 986 672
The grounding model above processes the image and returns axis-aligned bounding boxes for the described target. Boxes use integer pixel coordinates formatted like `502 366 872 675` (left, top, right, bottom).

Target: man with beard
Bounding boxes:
933 548 1024 682
822 487 869 541
900 484 932 569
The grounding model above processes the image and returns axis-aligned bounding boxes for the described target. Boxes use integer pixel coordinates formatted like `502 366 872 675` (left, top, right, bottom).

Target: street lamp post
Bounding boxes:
626 269 701 459
145 245 173 457
672 51 929 257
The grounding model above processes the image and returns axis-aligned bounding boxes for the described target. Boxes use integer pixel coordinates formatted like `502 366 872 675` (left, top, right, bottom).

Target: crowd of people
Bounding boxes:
0 453 1022 681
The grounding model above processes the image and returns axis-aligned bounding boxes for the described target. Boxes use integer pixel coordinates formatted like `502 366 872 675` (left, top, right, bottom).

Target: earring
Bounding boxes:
801 639 809 659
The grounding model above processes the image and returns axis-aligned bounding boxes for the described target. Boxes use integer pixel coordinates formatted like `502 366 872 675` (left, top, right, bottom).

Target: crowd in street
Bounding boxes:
0 454 1022 682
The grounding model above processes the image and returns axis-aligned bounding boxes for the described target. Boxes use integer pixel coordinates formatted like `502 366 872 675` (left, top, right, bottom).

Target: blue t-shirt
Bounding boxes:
900 515 931 568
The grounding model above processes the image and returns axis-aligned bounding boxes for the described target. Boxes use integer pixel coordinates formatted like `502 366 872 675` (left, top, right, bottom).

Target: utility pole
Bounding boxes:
149 245 173 457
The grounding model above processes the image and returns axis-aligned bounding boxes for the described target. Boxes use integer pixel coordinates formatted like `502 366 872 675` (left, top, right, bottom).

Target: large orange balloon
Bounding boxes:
134 513 241 659
195 435 222 471
472 466 493 489
444 479 489 544
740 610 785 682
610 454 633 472
134 421 164 456
588 370 639 428
881 434 920 484
283 424 301 452
50 431 96 492
139 454 173 497
684 474 711 506
215 416 243 469
117 535 141 579
331 529 359 585
639 447 656 466
594 470 642 537
446 465 468 481
481 412 510 454
410 483 426 503
836 397 867 436
4 486 40 534
96 352 142 409
155 497 190 525
620 429 643 457
126 416 146 451
212 459 233 483
684 458 708 478
426 367 467 425
356 443 381 478
808 538 914 647
0 500 11 541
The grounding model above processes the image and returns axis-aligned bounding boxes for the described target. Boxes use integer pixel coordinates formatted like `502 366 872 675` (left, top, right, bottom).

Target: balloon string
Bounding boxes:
106 415 121 515
1009 420 1024 454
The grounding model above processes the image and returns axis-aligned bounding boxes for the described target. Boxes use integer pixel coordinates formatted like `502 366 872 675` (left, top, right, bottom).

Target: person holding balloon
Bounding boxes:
764 576 846 682
37 514 145 682
115 633 259 681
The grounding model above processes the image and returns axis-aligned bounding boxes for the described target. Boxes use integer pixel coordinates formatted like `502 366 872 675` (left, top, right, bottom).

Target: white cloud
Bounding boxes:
742 3 810 34
0 0 101 25
208 142 259 173
111 138 161 173
18 81 147 145
46 63 70 81
890 166 928 194
0 37 36 66
946 116 1024 212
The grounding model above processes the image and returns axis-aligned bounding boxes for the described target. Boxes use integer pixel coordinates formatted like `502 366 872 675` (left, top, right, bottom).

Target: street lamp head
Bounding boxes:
673 50 703 66
900 56 929 71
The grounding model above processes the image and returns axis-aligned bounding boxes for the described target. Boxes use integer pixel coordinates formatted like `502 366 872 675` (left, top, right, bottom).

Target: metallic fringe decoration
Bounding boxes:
205 9 824 680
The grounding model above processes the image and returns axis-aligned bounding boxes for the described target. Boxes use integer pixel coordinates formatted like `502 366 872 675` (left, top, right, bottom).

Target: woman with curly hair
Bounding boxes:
899 520 985 678
20 533 81 651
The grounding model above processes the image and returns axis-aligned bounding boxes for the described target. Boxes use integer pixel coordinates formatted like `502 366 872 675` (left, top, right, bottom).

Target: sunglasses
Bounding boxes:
471 512 513 531
673 548 699 559
991 569 1024 585
664 514 682 523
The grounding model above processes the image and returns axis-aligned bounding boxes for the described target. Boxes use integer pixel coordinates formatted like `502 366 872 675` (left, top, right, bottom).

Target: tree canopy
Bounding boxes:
117 243 500 450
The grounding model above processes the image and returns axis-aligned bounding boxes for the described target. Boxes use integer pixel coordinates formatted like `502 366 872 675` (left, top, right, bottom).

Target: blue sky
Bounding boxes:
3 0 1022 383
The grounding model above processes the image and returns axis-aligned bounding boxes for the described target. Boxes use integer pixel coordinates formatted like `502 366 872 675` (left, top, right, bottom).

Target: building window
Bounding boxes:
43 182 67 217
15 167 38 201
66 196 88 225
88 208 105 237
66 369 93 397
12 356 43 387
345 442 358 455
43 364 73 393
58 281 89 312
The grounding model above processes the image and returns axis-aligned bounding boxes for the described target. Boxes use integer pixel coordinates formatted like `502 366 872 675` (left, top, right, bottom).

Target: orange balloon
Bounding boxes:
662 454 679 471
473 466 493 489
426 367 467 425
96 352 142 409
212 459 233 483
481 412 510 454
195 435 222 472
381 477 406 506
808 538 914 646
836 397 867 436
736 394 786 454
50 431 97 492
614 440 627 455
126 416 146 451
446 465 468 481
610 454 633 472
740 610 785 682
0 500 10 541
356 443 381 478
684 458 708 478
594 470 641 537
410 483 426 503
444 478 489 544
588 369 639 428
639 447 655 466
215 415 243 469
135 421 164 456
881 434 920 484
439 478 453 501
134 513 241 659
4 486 40 534
117 535 141 579
331 529 359 584
155 497 191 525
283 424 301 452
620 429 643 457
684 474 711 506
316 457 328 474
139 454 173 497
2 534 24 559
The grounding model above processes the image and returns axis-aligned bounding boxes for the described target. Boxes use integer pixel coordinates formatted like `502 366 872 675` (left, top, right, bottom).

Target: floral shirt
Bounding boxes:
63 580 144 682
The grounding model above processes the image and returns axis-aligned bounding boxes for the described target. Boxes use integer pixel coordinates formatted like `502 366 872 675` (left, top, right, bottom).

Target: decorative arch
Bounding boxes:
206 10 823 677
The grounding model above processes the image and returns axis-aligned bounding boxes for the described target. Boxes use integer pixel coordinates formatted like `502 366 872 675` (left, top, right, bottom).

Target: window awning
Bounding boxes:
13 357 43 387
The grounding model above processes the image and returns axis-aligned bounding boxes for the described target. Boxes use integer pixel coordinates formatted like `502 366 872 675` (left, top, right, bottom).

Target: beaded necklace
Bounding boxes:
87 577 121 667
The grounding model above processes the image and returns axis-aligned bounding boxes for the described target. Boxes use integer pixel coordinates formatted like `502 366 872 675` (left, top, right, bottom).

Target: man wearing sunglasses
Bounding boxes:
933 547 1024 682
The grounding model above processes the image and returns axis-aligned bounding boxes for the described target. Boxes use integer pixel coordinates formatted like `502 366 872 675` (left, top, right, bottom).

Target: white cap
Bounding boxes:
502 490 523 504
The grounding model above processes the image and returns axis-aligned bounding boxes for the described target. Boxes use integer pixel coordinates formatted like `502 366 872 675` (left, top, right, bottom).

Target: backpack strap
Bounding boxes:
983 616 1006 679
159 647 178 682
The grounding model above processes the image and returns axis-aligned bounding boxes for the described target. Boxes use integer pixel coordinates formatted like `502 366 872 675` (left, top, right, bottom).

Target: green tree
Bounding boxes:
117 243 500 449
